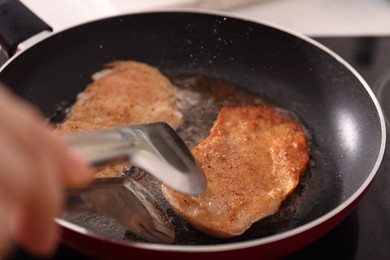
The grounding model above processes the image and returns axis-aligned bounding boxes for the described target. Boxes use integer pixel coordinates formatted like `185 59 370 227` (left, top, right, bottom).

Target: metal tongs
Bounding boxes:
62 122 207 243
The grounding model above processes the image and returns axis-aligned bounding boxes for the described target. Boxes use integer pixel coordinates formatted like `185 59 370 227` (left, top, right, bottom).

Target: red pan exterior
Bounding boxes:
59 185 369 259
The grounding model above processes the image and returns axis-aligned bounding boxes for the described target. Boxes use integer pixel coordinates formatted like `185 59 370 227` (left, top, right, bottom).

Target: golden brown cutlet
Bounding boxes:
54 60 183 177
162 106 309 238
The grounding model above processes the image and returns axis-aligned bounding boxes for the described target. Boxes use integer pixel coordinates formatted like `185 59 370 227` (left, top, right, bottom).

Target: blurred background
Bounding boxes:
20 0 390 36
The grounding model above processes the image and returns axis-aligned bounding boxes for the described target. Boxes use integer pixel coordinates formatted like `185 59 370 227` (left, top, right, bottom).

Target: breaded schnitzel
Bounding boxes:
55 60 183 177
162 106 309 238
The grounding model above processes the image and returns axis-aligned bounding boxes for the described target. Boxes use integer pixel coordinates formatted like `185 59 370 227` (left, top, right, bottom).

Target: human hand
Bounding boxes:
0 86 93 257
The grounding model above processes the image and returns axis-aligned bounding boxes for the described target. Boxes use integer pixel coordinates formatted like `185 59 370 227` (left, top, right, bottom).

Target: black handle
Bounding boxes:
0 0 52 59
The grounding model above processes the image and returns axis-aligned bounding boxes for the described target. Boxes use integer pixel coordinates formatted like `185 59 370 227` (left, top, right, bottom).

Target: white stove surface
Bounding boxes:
20 0 390 36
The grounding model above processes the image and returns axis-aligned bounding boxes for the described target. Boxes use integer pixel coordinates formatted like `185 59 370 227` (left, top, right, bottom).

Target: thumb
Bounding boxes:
62 150 94 188
50 135 94 188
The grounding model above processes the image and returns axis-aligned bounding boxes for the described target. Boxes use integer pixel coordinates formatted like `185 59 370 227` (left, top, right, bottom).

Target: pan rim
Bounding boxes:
2 7 386 253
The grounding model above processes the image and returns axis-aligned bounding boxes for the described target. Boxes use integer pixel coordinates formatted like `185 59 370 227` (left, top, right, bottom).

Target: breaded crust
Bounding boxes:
162 106 309 238
55 60 183 177
56 60 182 132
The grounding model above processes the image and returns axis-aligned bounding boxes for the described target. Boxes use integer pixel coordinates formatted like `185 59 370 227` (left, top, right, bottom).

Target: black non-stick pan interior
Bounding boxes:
0 11 384 246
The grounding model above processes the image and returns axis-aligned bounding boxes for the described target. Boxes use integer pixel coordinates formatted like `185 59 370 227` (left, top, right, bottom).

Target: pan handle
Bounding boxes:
0 0 52 60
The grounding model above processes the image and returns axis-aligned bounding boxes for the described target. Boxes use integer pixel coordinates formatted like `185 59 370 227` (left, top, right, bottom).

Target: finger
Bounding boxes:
0 99 63 207
46 132 94 188
0 87 93 188
10 204 60 256
0 134 31 201
0 86 92 256
0 87 63 255
0 195 11 258
0 91 39 200
9 144 63 257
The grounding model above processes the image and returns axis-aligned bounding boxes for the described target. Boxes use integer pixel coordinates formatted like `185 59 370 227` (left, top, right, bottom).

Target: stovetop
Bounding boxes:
289 36 390 260
8 36 390 260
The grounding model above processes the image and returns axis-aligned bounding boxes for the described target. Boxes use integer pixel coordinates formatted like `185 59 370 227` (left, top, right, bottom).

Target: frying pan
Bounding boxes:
0 1 386 259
